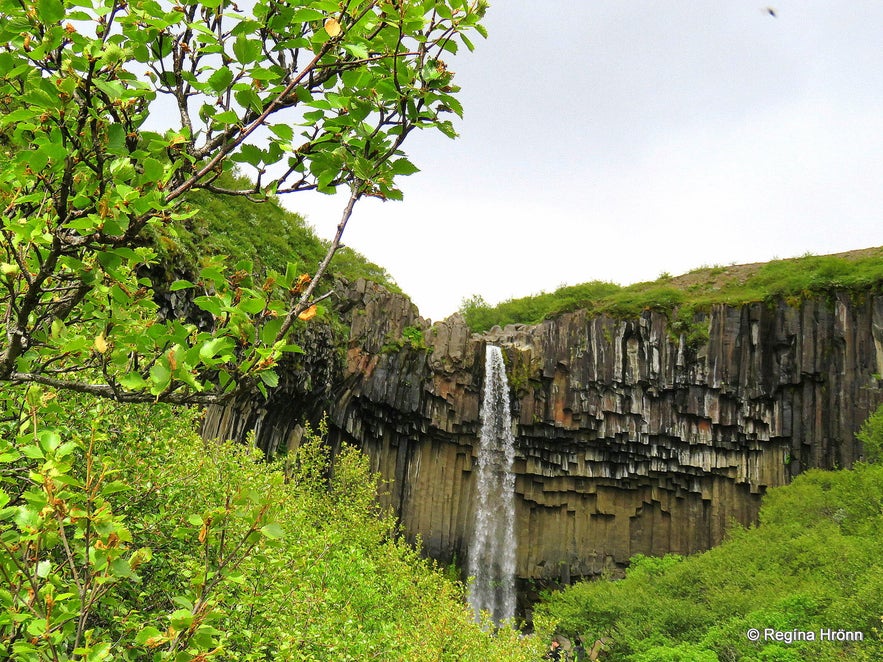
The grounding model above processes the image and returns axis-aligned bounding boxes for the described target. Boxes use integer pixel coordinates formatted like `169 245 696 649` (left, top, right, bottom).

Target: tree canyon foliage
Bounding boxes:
0 397 543 659
0 0 550 659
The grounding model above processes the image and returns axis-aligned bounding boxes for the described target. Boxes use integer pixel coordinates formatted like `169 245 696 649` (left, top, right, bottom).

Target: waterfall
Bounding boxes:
467 344 517 624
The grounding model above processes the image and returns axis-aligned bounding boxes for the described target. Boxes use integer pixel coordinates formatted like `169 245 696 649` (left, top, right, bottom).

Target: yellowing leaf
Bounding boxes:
94 334 108 354
293 273 311 294
324 17 342 38
298 305 317 321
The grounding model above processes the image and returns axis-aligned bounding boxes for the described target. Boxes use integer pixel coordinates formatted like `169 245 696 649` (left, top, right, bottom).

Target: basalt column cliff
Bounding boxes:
203 280 883 583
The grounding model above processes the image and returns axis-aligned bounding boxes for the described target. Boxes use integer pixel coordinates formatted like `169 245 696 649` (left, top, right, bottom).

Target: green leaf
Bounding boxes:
212 110 240 125
36 0 64 23
199 337 232 362
235 144 264 167
107 124 126 153
15 505 40 530
170 609 194 629
291 7 325 21
169 280 195 291
193 296 222 316
80 642 112 661
39 429 61 452
238 296 266 314
0 108 36 126
269 124 294 142
149 364 171 393
234 87 263 113
258 370 279 388
260 522 284 539
233 34 262 64
36 560 51 578
101 481 131 496
140 157 164 182
118 373 148 390
21 444 45 460
110 558 132 578
26 150 49 173
344 42 370 59
170 596 194 611
135 626 164 646
438 120 458 139
207 67 234 93
27 618 48 637
391 158 420 176
440 38 459 54
56 441 78 459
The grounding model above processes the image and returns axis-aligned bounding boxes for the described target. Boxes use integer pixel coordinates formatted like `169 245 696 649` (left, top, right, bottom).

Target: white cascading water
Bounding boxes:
467 344 517 624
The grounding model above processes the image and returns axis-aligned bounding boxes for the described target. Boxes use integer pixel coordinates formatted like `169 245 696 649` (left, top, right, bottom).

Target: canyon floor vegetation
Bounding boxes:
0 390 545 660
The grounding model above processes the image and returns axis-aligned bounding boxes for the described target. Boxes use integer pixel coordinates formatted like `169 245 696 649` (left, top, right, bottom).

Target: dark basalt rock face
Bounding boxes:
203 279 883 584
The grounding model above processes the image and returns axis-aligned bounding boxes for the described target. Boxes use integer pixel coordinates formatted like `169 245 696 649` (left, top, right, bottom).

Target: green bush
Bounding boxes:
0 390 543 660
628 641 719 662
534 464 883 661
857 403 883 464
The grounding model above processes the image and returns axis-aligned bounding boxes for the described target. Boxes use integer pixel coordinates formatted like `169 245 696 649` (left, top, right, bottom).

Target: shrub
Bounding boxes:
0 390 543 660
534 464 883 661
857 403 883 464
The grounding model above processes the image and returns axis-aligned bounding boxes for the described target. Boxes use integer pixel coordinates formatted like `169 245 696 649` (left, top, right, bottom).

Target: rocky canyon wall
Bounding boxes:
203 280 883 584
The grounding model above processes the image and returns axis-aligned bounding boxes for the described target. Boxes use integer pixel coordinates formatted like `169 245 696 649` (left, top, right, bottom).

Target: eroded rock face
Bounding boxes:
204 280 883 583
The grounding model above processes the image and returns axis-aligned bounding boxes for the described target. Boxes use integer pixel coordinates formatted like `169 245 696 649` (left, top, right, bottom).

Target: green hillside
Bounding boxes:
461 247 883 333
534 458 883 661
151 171 399 293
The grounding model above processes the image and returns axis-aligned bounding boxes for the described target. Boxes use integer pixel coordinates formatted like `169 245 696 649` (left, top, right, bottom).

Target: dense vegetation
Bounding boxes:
460 249 883 332
0 389 544 660
534 406 883 662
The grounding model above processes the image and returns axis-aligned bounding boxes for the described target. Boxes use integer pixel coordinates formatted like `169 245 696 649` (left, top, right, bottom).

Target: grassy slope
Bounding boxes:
534 462 883 661
149 171 399 292
462 247 883 333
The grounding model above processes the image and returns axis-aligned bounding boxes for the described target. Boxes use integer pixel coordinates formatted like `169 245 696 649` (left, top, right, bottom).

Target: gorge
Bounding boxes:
202 273 883 606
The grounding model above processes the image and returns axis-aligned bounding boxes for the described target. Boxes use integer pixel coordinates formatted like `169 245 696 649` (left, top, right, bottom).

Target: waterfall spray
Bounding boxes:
467 345 517 624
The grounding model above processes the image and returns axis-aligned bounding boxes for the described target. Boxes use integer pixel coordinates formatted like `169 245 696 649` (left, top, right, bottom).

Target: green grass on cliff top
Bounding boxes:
148 170 399 292
460 247 883 333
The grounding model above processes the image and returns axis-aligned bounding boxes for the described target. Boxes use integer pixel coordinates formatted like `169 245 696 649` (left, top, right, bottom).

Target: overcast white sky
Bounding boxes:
289 1 883 322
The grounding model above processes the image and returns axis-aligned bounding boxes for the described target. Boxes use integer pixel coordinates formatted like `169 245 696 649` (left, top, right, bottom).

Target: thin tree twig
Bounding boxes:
274 183 361 344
